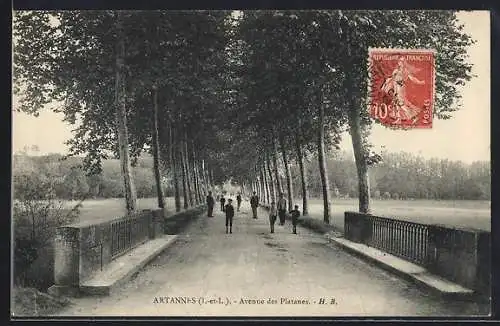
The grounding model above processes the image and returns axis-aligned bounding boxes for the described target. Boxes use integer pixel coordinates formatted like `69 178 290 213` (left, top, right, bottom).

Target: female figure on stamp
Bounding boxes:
381 56 425 123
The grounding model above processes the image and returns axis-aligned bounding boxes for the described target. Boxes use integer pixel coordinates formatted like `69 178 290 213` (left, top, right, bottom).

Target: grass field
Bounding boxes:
61 196 491 232
61 197 179 224
305 198 491 232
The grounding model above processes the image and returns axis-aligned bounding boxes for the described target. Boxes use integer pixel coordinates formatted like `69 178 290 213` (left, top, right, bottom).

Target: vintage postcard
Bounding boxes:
11 9 491 318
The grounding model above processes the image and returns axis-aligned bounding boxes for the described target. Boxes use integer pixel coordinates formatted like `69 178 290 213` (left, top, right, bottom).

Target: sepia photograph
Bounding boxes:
11 9 491 318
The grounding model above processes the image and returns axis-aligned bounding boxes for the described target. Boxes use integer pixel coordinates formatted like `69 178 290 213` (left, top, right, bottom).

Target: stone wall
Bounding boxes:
344 211 490 295
49 206 204 296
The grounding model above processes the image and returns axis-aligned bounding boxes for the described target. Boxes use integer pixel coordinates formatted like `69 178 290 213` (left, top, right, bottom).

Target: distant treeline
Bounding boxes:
295 151 490 201
13 152 171 200
13 150 490 201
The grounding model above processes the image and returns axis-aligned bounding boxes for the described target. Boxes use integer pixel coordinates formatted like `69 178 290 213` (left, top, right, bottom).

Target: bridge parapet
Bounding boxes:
48 207 199 297
344 211 490 295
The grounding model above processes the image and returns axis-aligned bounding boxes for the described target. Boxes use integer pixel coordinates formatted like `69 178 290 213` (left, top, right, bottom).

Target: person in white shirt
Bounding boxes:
269 201 277 233
277 192 287 226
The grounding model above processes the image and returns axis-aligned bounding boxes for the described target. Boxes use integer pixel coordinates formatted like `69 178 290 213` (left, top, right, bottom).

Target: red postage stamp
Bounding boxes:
368 48 436 129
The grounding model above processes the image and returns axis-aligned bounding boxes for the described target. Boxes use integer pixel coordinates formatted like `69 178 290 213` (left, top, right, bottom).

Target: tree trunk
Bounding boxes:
318 100 332 224
345 36 371 213
258 176 263 200
196 161 202 198
170 122 181 212
210 169 215 191
179 147 188 209
272 137 282 195
348 91 371 213
197 160 204 199
201 159 209 195
204 162 210 191
261 166 268 204
152 86 165 209
258 172 265 203
31 213 36 241
255 173 260 201
266 155 276 202
265 164 271 203
191 151 200 205
205 163 212 192
295 134 309 215
180 145 190 208
280 138 294 212
191 143 201 203
183 132 193 206
196 162 203 200
115 13 137 213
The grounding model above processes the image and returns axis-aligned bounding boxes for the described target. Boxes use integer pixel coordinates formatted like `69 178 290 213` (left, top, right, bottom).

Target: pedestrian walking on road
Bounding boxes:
269 201 277 233
289 205 301 234
225 199 235 234
206 191 215 217
250 191 259 219
220 194 226 212
236 193 242 212
277 192 287 225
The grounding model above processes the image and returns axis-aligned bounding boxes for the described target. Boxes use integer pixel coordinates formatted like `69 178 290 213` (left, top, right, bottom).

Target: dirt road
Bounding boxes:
57 202 489 317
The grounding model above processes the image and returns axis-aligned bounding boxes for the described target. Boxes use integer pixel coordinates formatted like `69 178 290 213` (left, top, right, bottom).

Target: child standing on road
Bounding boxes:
269 201 277 233
225 199 235 234
289 205 301 234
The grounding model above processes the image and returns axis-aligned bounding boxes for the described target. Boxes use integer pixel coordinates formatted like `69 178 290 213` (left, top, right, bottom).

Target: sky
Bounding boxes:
11 11 490 163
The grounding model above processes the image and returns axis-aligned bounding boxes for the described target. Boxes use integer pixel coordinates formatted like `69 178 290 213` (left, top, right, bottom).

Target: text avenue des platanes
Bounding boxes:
153 296 337 305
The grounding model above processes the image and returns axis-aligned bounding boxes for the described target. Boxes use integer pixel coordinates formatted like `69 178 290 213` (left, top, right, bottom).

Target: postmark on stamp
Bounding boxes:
368 48 436 129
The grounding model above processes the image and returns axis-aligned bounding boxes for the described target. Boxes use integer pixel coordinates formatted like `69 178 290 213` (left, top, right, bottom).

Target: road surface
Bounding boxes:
57 202 489 317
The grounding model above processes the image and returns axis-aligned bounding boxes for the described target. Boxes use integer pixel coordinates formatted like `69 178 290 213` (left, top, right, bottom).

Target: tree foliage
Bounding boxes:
13 10 479 217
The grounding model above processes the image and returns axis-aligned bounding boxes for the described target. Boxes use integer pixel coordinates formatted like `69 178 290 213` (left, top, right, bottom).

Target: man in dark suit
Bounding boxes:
277 192 287 225
220 194 226 212
225 199 235 234
250 191 259 219
236 193 242 212
206 191 215 217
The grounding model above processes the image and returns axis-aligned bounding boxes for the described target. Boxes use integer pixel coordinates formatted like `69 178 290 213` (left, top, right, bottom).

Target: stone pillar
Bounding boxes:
344 212 370 244
149 209 165 239
427 225 491 294
48 226 81 297
143 209 154 239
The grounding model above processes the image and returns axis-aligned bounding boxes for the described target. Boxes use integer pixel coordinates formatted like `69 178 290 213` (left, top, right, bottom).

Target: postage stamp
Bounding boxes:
368 48 436 129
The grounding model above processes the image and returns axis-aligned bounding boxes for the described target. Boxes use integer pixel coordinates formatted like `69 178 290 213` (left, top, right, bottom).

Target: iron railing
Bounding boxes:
365 215 430 266
110 211 150 259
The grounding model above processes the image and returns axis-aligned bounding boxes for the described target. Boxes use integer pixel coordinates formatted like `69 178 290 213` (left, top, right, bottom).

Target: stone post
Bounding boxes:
48 226 81 297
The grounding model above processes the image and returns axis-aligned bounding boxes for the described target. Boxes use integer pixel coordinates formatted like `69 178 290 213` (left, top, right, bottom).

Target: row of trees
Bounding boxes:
229 11 474 222
14 11 229 214
13 149 490 202
14 10 476 225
